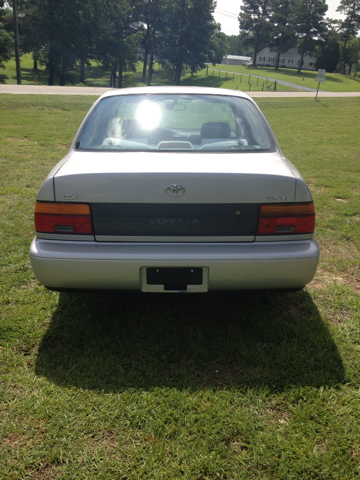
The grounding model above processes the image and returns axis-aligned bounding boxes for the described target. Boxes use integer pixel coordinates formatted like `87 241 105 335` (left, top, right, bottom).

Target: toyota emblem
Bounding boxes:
165 184 185 198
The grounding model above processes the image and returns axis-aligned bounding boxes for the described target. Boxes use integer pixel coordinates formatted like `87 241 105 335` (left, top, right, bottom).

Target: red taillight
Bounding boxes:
34 201 93 234
257 202 315 235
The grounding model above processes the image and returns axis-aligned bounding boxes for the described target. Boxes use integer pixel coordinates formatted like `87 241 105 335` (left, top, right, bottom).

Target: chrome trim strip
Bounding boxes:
36 233 95 241
94 235 255 242
255 234 314 242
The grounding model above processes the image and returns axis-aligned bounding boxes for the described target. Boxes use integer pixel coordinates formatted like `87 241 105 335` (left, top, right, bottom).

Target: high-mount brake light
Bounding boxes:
257 202 315 235
34 201 93 234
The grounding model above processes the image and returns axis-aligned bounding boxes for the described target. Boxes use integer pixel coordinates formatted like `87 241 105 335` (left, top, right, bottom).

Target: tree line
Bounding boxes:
0 0 225 86
1 0 360 86
238 0 360 75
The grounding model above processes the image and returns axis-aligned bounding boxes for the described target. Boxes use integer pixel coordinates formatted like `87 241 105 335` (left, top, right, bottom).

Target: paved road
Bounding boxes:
249 91 360 98
0 85 110 96
1 84 360 98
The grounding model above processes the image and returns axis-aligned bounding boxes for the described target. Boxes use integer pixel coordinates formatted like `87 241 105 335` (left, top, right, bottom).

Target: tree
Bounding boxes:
207 28 228 64
336 0 360 74
135 0 164 84
75 2 104 84
12 0 21 83
21 0 113 85
225 35 241 55
239 0 271 66
159 0 218 85
269 0 296 70
16 0 43 72
0 3 14 70
223 34 254 56
22 0 86 85
293 0 328 74
94 0 142 88
353 40 360 77
315 28 340 72
4 1 23 82
343 35 360 74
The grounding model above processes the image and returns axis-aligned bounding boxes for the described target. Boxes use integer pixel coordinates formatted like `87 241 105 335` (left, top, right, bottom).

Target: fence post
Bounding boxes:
226 71 227 79
274 81 277 91
212 69 214 75
262 83 264 91
206 67 208 75
257 77 259 86
233 73 234 79
248 75 251 85
240 75 242 83
219 70 220 76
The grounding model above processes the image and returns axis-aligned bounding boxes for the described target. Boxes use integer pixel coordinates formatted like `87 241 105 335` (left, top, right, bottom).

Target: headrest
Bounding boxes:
200 122 231 139
121 119 142 137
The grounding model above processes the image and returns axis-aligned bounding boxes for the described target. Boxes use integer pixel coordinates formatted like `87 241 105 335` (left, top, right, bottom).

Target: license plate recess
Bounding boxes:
141 267 208 293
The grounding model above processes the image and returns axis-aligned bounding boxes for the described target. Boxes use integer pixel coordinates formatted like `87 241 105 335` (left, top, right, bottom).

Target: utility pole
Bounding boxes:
13 0 22 84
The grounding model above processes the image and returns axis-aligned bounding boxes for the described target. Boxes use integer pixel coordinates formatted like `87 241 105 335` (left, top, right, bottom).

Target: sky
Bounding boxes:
213 0 345 36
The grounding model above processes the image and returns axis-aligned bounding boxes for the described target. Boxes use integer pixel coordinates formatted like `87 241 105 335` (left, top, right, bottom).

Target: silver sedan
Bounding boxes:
30 86 319 292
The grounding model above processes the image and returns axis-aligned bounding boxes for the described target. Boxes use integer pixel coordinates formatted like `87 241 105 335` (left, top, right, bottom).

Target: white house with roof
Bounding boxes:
256 47 316 71
221 55 253 66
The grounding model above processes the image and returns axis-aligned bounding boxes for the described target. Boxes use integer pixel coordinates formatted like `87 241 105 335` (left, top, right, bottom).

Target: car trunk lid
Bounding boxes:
54 151 296 241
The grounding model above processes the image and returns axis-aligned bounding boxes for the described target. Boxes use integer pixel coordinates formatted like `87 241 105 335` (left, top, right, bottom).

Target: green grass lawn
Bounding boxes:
3 54 360 92
0 95 359 479
0 55 279 92
210 63 360 92
0 54 137 88
181 68 295 92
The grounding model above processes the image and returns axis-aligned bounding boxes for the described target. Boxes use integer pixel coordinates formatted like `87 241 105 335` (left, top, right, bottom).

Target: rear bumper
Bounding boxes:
30 237 320 291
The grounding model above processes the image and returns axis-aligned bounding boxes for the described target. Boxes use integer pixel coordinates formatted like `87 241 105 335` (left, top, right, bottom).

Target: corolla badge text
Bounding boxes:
151 219 199 224
165 184 185 198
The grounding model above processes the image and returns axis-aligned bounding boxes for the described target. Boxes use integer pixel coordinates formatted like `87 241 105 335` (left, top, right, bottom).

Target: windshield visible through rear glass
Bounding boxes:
76 94 276 152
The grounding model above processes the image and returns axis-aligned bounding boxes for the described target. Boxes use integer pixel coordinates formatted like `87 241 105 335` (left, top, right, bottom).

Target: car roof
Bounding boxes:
100 86 252 101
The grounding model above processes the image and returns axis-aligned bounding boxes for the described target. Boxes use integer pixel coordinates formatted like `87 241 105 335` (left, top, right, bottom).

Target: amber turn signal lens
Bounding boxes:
259 202 315 217
35 201 90 216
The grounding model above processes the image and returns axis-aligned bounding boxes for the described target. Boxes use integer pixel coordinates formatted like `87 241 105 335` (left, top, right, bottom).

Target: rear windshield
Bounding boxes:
76 94 276 153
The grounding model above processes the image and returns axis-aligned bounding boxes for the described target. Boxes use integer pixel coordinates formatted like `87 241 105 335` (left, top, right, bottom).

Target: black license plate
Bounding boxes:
147 268 203 291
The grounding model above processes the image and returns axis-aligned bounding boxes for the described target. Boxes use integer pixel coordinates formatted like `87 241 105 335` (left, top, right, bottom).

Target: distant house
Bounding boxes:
222 55 252 66
256 47 316 71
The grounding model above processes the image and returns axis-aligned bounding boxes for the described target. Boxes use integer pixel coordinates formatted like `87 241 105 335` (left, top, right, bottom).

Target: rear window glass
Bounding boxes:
76 94 276 153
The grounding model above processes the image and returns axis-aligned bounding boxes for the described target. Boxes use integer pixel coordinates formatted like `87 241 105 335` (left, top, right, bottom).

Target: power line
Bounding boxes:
215 8 239 19
215 12 239 19
216 7 239 15
215 11 238 19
